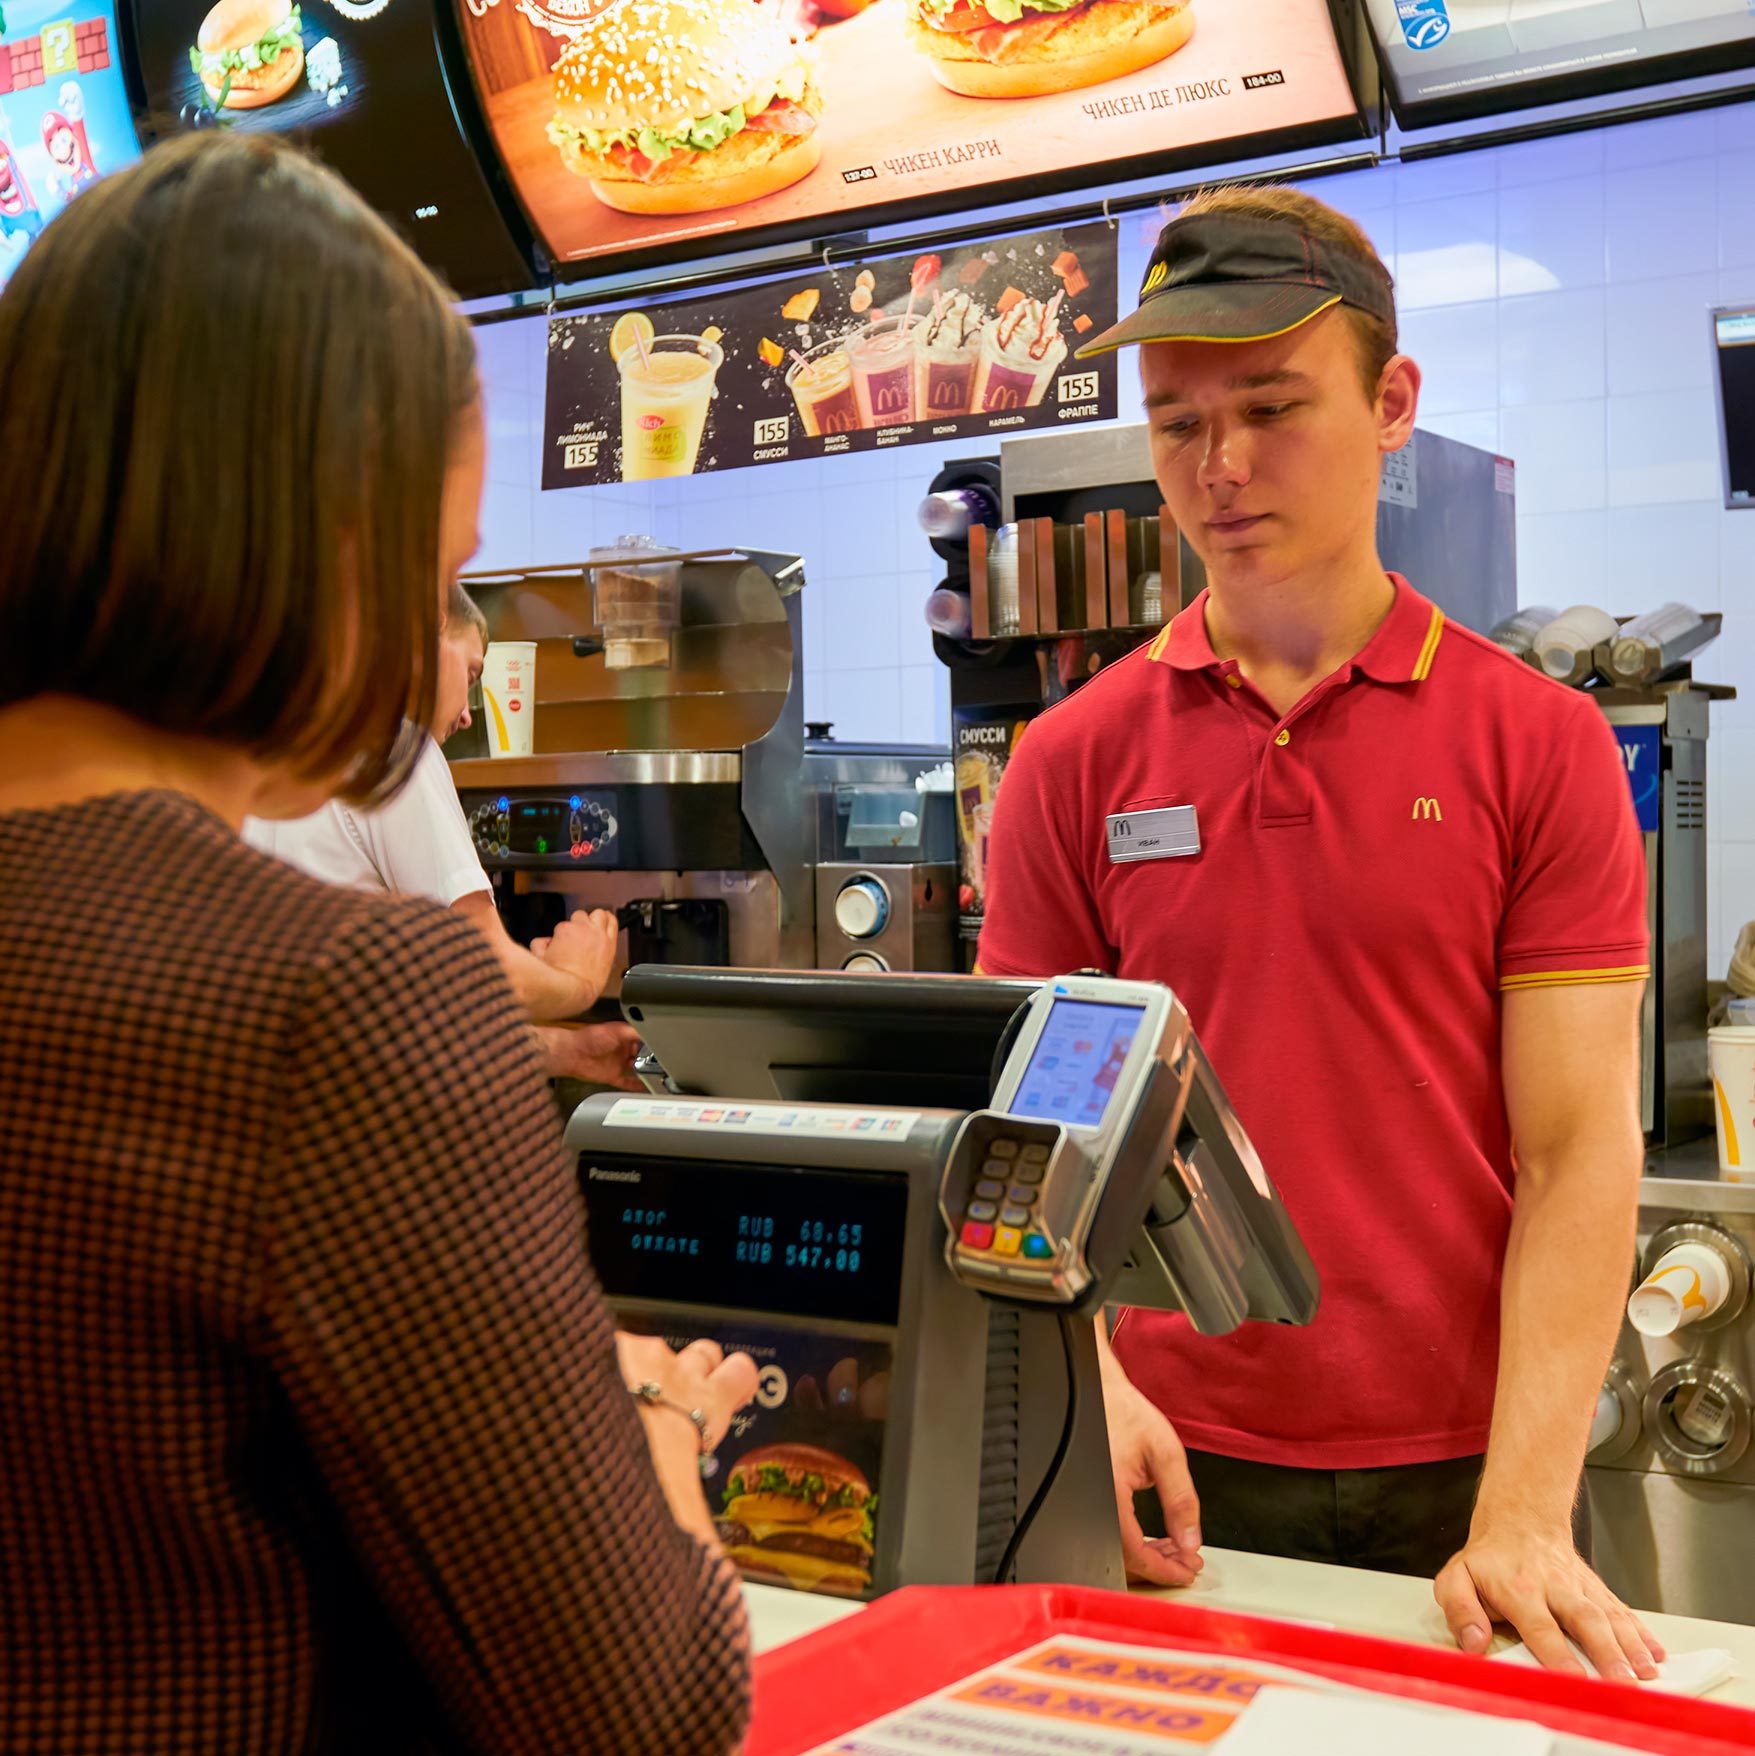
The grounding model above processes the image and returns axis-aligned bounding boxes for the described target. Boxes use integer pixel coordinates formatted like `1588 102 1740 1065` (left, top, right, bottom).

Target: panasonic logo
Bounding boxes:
586 1166 642 1183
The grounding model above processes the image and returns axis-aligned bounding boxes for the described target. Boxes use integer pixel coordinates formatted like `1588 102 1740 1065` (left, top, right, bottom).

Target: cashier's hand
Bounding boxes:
1099 1349 1204 1588
538 1021 644 1089
531 909 621 1010
1436 1521 1664 1680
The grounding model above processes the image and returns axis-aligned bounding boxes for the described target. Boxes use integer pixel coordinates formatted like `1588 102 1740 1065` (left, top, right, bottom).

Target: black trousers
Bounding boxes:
1134 1451 1593 1579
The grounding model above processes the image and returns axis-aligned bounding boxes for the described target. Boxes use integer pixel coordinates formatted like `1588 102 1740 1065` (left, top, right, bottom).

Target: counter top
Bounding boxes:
748 1548 1755 1707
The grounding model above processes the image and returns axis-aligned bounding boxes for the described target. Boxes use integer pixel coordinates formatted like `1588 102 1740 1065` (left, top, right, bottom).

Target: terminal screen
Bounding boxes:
1009 1000 1143 1130
582 1157 908 1327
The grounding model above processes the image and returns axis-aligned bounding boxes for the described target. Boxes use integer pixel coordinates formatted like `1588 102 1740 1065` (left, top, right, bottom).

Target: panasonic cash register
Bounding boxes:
567 969 1318 1600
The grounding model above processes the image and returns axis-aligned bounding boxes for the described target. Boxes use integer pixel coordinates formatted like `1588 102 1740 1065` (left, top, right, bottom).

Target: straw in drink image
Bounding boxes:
613 316 724 481
786 340 862 437
972 292 1068 413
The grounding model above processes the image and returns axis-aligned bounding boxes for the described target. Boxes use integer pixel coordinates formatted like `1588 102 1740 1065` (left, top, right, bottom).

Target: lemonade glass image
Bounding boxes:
618 334 723 481
847 314 922 428
786 340 861 438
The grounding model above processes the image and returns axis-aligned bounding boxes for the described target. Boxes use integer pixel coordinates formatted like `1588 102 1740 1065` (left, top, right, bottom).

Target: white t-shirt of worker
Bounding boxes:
242 736 491 906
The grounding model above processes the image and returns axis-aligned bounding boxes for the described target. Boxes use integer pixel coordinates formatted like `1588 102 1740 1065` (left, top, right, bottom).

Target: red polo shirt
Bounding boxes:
977 576 1648 1469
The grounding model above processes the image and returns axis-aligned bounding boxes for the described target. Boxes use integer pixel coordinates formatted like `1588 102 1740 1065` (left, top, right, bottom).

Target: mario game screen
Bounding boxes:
0 3 141 287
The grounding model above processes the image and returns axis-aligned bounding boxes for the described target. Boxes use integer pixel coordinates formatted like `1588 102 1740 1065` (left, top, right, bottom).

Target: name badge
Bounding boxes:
1106 805 1200 864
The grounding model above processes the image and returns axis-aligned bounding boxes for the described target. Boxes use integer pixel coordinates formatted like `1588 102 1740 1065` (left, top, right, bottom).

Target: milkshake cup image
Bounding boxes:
971 295 1068 414
913 291 984 418
847 314 921 427
618 333 722 481
786 340 861 438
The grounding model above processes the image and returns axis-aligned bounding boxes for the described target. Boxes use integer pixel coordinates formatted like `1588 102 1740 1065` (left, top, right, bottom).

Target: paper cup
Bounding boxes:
1628 1242 1733 1336
481 641 536 758
1709 1025 1755 1181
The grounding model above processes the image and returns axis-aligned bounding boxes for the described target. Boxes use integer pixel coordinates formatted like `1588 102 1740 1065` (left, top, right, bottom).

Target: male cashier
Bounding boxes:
977 186 1657 1681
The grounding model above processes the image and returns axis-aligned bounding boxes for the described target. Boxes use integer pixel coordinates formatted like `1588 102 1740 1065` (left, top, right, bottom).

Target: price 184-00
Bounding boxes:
783 1243 863 1274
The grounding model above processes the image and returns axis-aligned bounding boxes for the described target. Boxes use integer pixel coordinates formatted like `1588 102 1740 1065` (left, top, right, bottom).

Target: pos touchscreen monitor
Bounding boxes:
0 2 143 290
126 0 539 297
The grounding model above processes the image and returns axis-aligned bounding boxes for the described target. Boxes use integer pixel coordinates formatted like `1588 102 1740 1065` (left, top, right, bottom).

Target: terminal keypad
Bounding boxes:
956 1129 1061 1270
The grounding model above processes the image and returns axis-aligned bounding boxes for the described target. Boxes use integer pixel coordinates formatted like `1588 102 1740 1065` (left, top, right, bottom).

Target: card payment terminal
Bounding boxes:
940 974 1318 1334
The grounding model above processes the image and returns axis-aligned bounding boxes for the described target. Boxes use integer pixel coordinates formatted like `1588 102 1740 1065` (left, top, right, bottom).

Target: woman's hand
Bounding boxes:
617 1332 759 1452
615 1333 759 1549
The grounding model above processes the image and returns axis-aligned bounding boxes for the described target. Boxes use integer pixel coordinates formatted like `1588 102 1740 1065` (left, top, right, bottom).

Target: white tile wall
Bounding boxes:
472 104 1755 974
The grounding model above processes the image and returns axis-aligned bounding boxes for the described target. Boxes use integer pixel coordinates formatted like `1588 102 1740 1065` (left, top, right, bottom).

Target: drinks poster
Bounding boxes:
542 221 1118 486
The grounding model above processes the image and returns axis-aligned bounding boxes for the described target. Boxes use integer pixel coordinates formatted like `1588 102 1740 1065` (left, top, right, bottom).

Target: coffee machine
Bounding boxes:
445 548 813 975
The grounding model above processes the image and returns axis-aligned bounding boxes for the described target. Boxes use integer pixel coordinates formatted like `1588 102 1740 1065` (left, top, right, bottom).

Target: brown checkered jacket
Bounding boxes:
0 790 749 1752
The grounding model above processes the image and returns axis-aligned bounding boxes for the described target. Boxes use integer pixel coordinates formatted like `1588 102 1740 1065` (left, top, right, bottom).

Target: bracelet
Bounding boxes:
628 1380 713 1469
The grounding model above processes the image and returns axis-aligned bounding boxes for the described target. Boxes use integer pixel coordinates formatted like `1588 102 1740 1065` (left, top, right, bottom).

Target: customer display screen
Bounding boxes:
0 2 141 289
1717 308 1755 510
1365 0 1755 126
452 0 1361 278
582 1157 909 1326
125 0 535 296
1009 999 1142 1129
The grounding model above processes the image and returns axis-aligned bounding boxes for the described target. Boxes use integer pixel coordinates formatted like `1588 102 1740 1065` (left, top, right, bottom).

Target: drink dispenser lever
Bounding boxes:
1628 1224 1751 1338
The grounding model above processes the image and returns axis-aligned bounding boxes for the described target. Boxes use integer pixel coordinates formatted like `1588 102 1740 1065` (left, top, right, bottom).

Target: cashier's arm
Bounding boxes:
451 892 620 1024
1435 978 1663 1680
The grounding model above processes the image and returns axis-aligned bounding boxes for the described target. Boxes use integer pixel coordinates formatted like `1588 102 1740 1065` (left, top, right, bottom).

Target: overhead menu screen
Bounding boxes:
1009 999 1141 1129
0 2 142 290
1366 0 1755 126
126 0 536 297
582 1156 909 1326
1716 309 1755 511
452 0 1362 277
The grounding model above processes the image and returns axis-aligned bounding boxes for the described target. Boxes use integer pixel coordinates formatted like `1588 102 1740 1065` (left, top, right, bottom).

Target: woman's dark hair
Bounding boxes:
0 133 479 803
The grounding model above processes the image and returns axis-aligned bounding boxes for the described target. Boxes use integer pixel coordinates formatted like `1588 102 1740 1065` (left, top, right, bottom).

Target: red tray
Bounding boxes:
750 1584 1755 1755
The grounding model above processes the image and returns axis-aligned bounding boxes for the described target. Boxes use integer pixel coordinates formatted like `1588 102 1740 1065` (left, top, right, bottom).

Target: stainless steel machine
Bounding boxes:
1589 1150 1755 1624
444 555 961 979
446 549 812 971
568 968 1318 1599
805 738 956 974
1595 685 1721 1147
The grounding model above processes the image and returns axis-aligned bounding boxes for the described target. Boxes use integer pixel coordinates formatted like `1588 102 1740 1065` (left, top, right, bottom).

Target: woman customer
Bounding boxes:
0 134 755 1751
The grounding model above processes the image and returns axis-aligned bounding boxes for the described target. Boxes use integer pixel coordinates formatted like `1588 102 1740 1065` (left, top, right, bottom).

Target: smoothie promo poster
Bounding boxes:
542 221 1118 486
454 0 1360 272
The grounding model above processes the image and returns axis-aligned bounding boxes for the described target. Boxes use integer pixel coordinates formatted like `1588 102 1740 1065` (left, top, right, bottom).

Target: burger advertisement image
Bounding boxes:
454 0 1360 271
618 1316 891 1599
127 0 539 296
543 220 1118 486
146 0 361 127
718 1443 875 1596
0 2 141 289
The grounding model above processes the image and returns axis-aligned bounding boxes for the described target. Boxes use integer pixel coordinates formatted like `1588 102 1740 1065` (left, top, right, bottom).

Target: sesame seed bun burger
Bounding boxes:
908 0 1193 98
190 0 305 111
714 1444 874 1596
546 0 822 217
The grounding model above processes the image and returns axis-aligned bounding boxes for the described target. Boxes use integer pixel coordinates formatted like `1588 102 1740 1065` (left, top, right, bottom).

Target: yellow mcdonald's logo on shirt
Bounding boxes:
1412 797 1443 822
